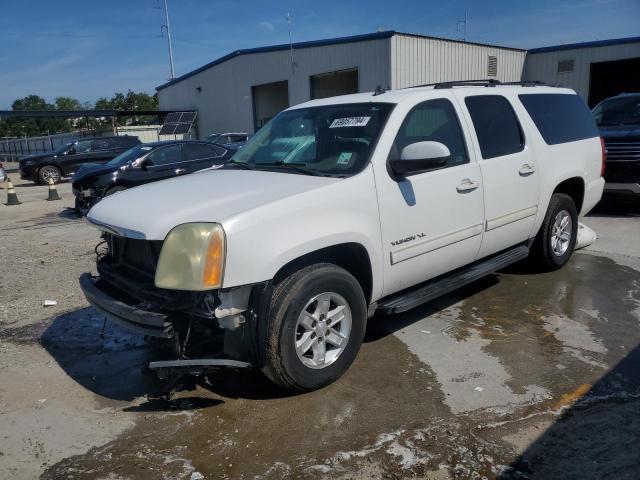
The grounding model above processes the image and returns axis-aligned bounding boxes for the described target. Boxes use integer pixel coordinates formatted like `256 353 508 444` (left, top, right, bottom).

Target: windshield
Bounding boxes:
206 134 222 144
106 145 153 166
593 96 640 126
228 103 394 176
54 142 73 154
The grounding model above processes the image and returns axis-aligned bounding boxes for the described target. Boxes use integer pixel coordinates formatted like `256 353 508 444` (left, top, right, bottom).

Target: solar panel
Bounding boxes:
159 123 178 135
179 112 196 123
164 112 182 123
159 111 197 136
174 123 191 134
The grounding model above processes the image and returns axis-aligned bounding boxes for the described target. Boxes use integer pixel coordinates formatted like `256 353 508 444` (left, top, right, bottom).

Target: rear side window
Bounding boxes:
519 94 599 145
146 145 182 166
465 95 524 159
183 143 225 160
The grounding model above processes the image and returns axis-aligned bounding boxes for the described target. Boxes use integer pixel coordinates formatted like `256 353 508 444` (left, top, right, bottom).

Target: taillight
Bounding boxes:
600 137 606 177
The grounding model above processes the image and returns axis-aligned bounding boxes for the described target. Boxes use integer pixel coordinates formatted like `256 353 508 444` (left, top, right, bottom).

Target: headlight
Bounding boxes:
154 223 226 291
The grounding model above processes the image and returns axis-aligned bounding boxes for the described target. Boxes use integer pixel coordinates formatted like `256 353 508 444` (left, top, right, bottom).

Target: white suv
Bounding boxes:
80 81 605 391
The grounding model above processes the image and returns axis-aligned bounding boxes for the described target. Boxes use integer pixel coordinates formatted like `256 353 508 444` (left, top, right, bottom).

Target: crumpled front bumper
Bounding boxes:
79 272 174 338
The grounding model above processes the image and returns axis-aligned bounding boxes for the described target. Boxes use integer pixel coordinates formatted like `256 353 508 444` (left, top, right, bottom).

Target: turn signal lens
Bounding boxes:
155 223 226 291
600 136 606 177
203 227 225 288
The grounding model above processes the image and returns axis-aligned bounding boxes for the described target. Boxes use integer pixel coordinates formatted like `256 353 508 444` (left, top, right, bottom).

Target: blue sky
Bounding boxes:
0 0 638 108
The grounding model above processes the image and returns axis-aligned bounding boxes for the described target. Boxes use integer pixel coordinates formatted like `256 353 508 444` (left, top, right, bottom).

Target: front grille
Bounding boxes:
107 234 163 279
604 141 640 162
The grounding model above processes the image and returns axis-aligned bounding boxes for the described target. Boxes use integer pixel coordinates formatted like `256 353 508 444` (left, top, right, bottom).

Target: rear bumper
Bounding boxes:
604 182 640 195
79 272 174 338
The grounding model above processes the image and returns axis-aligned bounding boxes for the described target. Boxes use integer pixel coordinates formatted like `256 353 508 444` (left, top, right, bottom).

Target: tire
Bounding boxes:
74 197 90 216
262 263 367 391
38 165 62 185
104 186 126 197
530 193 578 271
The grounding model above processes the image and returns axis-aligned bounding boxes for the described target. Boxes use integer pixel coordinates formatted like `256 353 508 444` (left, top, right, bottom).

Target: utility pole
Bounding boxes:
162 0 175 79
457 10 468 42
286 13 295 75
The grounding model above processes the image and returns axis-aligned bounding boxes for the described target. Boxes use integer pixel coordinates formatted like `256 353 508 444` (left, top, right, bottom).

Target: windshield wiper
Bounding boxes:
256 162 318 176
225 160 254 170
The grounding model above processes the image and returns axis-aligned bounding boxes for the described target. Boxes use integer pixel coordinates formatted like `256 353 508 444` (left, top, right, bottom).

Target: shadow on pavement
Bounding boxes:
500 344 640 479
588 193 639 217
41 307 170 403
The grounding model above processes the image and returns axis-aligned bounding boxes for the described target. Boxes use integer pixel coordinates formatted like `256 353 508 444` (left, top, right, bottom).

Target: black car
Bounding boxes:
72 140 231 214
593 93 640 196
19 136 141 184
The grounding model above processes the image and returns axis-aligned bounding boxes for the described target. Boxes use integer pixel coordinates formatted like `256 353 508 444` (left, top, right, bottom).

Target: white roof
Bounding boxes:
290 84 576 110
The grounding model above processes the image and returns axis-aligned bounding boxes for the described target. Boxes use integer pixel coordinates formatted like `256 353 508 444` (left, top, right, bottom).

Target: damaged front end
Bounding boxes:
79 233 271 381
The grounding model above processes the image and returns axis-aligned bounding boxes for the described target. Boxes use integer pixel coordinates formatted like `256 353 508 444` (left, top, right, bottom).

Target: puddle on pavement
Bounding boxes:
35 252 640 479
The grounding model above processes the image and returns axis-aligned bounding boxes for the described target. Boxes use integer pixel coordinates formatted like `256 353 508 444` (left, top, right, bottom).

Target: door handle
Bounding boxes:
519 164 536 176
456 179 479 193
175 168 186 175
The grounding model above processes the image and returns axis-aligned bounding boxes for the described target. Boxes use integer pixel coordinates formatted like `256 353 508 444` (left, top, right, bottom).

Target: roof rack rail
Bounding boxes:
402 79 551 90
433 79 501 89
501 80 549 87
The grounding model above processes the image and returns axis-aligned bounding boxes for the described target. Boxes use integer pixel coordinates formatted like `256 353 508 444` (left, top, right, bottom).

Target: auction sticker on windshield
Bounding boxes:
330 116 371 128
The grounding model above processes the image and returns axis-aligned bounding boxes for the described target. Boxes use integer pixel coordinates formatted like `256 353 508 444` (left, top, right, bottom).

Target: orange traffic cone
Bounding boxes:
47 178 61 201
5 178 21 205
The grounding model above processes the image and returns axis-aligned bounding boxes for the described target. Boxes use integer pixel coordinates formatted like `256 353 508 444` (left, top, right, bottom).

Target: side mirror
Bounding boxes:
390 141 451 177
67 147 76 155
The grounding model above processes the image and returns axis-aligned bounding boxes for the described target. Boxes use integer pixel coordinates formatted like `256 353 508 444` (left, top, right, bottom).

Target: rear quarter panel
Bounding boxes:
513 93 603 234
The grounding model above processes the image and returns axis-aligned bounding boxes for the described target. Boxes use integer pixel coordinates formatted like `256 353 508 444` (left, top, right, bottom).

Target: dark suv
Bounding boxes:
19 136 141 184
593 93 640 196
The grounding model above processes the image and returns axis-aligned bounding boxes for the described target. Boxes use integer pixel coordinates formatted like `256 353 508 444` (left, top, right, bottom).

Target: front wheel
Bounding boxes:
530 193 578 271
262 263 367 391
38 165 61 185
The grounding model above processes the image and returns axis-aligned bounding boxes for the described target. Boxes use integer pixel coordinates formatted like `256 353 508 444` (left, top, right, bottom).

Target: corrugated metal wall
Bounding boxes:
524 42 640 100
157 38 391 137
391 34 526 88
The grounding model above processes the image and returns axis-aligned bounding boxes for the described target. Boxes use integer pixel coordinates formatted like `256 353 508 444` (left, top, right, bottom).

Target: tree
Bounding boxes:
54 96 82 111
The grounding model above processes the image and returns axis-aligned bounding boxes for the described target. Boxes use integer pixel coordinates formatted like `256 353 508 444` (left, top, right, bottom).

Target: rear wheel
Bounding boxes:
530 193 578 271
262 263 367 391
38 165 61 185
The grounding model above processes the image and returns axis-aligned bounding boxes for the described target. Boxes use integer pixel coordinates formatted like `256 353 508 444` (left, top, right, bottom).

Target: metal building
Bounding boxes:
524 37 640 107
156 31 526 137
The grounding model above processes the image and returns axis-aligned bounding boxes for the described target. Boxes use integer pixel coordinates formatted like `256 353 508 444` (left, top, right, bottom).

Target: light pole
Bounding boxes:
161 0 175 79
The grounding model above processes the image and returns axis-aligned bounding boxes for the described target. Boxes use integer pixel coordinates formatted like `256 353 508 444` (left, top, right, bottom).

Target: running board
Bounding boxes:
378 244 529 315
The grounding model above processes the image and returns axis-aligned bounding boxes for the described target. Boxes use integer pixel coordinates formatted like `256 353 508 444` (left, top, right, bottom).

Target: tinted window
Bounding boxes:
392 98 468 167
183 143 225 160
74 140 92 153
91 139 112 151
146 145 182 166
519 94 599 144
114 136 140 147
229 135 247 143
465 95 524 159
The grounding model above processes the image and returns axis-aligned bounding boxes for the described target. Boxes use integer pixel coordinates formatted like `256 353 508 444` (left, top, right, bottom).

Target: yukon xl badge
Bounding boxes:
391 233 426 247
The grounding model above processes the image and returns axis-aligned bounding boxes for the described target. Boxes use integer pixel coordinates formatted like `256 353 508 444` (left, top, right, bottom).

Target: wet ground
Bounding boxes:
1 166 639 479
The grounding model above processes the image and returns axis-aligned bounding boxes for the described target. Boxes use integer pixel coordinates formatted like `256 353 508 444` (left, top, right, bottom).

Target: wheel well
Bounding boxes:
553 177 584 213
273 243 373 303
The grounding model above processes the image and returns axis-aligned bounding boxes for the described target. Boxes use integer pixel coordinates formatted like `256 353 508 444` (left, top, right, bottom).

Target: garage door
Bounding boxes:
252 81 289 131
589 57 640 106
310 68 358 100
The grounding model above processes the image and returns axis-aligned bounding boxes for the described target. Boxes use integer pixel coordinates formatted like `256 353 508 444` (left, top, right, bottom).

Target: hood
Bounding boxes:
20 152 55 163
73 163 117 183
87 168 340 240
599 124 640 142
